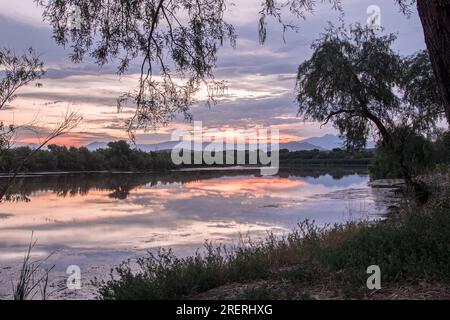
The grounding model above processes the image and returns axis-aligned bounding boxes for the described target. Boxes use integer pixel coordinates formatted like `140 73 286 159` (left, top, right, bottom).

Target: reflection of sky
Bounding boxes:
301 174 368 188
0 173 389 264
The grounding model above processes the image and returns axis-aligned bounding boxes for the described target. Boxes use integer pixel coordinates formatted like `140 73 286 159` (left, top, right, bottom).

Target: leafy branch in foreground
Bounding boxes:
258 0 343 44
36 0 237 138
35 0 343 137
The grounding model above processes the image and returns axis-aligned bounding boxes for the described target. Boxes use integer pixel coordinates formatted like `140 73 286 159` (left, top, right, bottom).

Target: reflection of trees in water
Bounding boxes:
278 167 367 180
0 167 368 202
370 187 403 213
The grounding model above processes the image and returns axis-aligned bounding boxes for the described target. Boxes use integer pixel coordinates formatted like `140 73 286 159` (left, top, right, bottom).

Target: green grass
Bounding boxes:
96 190 450 300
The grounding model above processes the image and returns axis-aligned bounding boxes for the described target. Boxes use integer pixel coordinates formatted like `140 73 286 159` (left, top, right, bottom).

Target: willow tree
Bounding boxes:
295 25 444 179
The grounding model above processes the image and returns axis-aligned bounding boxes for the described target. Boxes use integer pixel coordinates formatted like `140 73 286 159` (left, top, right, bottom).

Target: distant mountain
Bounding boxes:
87 141 211 152
137 141 181 152
14 143 48 150
279 141 325 151
301 134 344 150
86 142 108 151
86 134 376 153
87 140 324 152
301 134 376 150
26 143 41 150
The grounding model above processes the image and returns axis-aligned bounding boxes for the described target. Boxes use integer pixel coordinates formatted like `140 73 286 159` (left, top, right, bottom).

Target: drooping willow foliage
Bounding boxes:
36 0 237 138
35 0 349 137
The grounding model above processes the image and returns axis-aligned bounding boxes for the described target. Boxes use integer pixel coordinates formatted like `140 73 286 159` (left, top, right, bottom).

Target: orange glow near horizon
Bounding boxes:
14 128 306 147
17 137 84 148
5 72 312 148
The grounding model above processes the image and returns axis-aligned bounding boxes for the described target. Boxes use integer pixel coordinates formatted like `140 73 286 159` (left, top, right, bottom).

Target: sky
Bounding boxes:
0 0 426 147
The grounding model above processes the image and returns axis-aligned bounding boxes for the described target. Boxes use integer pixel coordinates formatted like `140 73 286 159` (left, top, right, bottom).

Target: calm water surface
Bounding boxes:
0 168 397 299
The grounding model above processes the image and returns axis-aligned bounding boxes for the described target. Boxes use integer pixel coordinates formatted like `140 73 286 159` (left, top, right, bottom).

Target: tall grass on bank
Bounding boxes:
12 234 55 300
95 221 350 299
96 193 450 300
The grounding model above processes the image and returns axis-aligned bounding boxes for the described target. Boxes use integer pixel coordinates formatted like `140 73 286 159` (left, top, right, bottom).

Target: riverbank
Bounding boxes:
96 168 450 300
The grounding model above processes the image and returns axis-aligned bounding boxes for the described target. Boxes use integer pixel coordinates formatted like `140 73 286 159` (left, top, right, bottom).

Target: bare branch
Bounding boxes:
0 110 82 201
0 48 45 111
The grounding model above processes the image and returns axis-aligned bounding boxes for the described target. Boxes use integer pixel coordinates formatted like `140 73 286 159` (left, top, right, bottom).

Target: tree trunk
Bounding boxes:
417 0 450 128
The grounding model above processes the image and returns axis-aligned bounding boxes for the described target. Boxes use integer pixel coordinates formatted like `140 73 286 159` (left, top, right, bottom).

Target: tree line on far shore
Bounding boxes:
1 136 448 175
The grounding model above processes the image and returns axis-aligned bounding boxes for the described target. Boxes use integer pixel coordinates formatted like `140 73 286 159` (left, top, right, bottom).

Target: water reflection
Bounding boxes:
0 168 396 265
1 167 368 201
